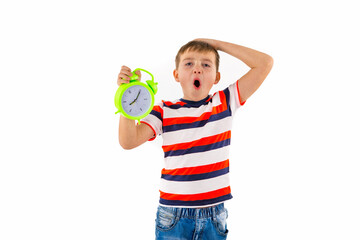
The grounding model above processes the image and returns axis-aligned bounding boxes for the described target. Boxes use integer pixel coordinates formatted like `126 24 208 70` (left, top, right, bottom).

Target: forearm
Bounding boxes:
118 115 137 149
216 40 272 68
197 38 272 68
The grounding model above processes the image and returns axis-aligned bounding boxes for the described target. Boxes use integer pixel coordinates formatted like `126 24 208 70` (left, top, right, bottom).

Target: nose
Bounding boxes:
193 66 202 74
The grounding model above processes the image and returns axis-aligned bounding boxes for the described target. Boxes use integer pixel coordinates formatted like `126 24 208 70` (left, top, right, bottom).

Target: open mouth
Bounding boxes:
194 79 201 88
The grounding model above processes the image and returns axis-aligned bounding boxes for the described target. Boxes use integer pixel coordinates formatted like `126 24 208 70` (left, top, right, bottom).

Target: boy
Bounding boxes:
117 39 273 239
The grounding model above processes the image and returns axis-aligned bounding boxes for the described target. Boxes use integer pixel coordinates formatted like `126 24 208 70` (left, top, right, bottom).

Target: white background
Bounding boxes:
1 0 359 239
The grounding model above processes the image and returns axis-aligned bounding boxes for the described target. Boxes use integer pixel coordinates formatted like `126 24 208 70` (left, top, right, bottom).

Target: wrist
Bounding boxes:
194 38 221 50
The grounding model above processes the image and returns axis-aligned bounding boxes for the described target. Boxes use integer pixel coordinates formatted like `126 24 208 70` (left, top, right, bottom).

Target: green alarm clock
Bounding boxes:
114 68 158 121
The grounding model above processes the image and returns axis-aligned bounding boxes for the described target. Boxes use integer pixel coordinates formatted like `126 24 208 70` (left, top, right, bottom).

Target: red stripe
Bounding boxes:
163 111 212 126
212 91 228 114
236 81 246 106
161 159 229 176
162 131 231 152
160 186 231 201
152 105 163 118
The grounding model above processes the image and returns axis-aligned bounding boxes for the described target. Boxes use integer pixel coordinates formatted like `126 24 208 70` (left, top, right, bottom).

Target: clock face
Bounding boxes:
121 84 152 117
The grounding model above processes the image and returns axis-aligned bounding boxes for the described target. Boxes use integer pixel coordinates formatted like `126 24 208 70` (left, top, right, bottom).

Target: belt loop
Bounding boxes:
212 205 216 221
176 207 181 220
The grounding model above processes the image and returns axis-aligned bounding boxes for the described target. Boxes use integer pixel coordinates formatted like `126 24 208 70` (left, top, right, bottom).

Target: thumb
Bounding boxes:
135 70 141 80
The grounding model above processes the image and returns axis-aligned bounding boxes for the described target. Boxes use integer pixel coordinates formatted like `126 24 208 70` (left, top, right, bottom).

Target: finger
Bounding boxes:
117 78 129 86
119 69 132 78
118 72 131 80
121 65 131 72
117 71 131 86
120 65 133 77
117 74 131 81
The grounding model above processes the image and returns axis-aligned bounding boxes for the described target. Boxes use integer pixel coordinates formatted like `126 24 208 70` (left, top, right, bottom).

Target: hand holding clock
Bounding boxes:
115 66 158 120
117 65 142 85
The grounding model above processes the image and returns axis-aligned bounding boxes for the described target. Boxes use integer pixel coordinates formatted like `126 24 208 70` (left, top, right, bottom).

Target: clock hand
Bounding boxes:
129 90 141 105
135 90 141 101
129 99 136 105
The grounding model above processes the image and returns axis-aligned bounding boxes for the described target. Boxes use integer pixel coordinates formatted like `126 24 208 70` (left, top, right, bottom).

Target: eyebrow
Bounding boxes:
182 57 213 63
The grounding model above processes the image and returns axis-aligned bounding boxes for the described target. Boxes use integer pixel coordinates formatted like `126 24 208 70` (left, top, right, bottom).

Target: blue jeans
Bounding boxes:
155 203 229 240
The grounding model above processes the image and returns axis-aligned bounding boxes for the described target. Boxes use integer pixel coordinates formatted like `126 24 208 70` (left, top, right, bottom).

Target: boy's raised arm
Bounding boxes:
117 66 154 150
195 39 273 103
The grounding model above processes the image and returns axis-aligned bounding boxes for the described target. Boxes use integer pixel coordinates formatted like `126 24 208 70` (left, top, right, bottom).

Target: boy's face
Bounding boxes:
173 50 220 101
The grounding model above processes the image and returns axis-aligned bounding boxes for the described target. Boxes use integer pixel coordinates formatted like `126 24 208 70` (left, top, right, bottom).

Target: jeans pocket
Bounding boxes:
213 208 229 236
156 206 178 231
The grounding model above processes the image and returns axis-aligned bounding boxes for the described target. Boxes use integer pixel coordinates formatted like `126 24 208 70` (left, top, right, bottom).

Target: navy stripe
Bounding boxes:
159 194 233 207
164 138 230 158
161 167 229 182
163 119 208 133
163 110 231 133
223 87 232 116
164 96 211 109
150 109 162 122
163 104 183 110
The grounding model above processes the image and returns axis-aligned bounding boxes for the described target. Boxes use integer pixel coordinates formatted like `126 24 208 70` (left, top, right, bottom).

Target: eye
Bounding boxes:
185 62 193 66
203 63 211 67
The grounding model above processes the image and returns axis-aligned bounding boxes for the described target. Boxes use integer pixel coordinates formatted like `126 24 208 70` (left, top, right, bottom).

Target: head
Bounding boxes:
173 40 221 101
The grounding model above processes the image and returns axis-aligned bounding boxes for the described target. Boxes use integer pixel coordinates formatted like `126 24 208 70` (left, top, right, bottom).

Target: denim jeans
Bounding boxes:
155 203 228 240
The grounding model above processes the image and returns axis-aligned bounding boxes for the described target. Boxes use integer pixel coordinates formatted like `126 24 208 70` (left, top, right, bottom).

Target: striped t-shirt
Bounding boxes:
141 82 245 208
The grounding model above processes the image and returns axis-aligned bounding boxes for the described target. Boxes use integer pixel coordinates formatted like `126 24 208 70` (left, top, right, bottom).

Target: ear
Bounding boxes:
173 69 180 82
214 72 221 84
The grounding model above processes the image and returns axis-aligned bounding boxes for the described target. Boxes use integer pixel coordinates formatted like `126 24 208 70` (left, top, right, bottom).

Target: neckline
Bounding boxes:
180 95 211 107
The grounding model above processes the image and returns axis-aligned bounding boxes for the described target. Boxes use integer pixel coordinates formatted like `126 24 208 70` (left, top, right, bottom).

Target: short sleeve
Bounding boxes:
226 81 245 113
140 102 163 141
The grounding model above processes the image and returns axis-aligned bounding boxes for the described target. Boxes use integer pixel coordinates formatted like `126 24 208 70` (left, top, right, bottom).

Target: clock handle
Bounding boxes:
133 68 154 81
133 68 158 94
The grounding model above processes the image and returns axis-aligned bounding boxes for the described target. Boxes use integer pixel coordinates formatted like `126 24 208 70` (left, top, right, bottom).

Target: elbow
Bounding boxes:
120 143 133 150
119 138 135 150
259 55 273 74
253 55 273 71
119 142 135 150
268 56 274 67
266 55 274 69
262 55 273 69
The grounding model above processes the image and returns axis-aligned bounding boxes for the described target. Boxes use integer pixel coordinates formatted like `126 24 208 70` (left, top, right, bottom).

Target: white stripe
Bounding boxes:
228 83 241 112
162 116 233 146
159 174 230 195
141 114 162 135
164 145 231 170
159 201 225 209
